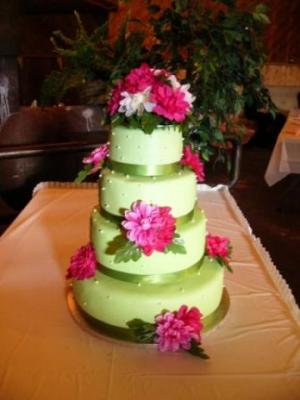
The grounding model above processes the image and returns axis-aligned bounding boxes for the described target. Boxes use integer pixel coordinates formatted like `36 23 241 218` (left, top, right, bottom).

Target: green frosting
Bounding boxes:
72 125 225 335
109 125 183 165
100 168 197 218
91 206 206 275
73 256 224 327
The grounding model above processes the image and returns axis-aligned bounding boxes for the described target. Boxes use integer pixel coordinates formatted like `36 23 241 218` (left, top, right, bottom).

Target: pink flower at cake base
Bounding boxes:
66 243 97 280
155 305 203 352
180 145 205 182
83 143 109 173
122 200 176 256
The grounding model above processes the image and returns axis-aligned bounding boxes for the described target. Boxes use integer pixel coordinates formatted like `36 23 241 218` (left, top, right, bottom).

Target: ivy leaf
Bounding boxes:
74 164 93 183
127 318 156 343
165 234 186 254
106 234 128 255
148 4 160 14
114 240 142 263
187 339 210 359
141 112 160 134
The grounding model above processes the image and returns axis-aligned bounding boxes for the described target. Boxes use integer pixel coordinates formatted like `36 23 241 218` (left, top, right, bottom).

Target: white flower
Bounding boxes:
167 74 181 89
180 84 195 107
168 76 195 108
118 87 156 117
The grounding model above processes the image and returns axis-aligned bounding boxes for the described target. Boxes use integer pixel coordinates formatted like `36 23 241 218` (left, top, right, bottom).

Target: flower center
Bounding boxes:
140 217 151 230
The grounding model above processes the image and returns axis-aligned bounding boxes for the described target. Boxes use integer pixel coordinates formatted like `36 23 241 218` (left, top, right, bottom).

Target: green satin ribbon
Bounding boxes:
107 160 181 177
97 258 203 284
100 207 195 228
75 288 229 342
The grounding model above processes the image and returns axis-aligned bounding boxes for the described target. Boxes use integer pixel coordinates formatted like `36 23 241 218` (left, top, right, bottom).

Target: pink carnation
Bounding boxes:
151 83 190 122
108 81 124 115
83 144 109 173
107 64 194 123
122 200 176 256
180 145 205 182
123 63 155 93
206 233 231 259
66 243 97 280
155 305 203 352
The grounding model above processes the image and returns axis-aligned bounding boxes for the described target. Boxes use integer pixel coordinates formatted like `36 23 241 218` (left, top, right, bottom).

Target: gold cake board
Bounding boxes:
67 286 230 344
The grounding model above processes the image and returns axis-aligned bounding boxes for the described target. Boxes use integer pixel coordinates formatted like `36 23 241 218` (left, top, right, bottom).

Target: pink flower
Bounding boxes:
107 64 194 123
155 305 203 352
123 63 155 94
151 83 190 122
66 243 97 280
83 144 109 173
122 200 176 256
108 81 124 115
180 145 205 182
206 234 231 259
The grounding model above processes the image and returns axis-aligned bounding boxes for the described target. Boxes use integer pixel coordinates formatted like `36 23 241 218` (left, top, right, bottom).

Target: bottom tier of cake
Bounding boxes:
72 256 224 336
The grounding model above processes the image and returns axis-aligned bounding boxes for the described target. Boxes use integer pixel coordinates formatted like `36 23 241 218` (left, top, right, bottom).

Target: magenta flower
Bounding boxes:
108 81 124 115
66 243 97 280
107 64 194 125
123 63 155 93
155 305 203 352
180 145 205 182
151 83 190 122
83 143 109 173
121 200 176 256
206 234 231 259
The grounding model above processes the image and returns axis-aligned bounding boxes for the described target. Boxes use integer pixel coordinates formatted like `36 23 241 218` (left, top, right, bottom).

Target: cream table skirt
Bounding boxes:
0 183 299 400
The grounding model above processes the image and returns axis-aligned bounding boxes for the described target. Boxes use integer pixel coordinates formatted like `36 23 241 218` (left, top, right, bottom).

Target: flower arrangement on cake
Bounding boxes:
108 63 195 134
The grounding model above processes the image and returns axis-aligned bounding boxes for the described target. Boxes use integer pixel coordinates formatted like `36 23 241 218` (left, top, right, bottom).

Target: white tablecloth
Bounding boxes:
0 184 299 400
265 111 300 186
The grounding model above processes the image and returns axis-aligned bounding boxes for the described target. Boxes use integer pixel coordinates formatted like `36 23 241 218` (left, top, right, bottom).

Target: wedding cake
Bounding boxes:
68 64 232 357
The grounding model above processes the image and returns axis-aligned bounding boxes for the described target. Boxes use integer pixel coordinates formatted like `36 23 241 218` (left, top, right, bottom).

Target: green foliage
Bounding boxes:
107 234 142 263
126 319 156 343
187 339 210 359
40 1 275 154
74 164 93 184
164 233 186 254
39 11 147 106
144 0 276 156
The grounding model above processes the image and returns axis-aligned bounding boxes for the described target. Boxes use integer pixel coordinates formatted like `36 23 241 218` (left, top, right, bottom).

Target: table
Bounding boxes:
265 110 300 186
0 184 299 400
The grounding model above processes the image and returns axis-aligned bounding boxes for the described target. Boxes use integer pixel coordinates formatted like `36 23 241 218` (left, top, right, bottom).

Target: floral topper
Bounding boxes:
127 305 209 359
109 200 186 263
74 143 109 183
108 63 195 133
205 233 232 272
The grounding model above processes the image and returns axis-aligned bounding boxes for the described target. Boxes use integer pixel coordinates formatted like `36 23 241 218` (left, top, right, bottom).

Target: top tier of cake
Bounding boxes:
109 125 183 165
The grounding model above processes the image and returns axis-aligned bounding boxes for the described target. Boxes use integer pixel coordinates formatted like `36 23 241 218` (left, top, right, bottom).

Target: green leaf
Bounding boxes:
187 339 210 359
148 5 160 14
106 234 127 255
141 112 161 134
74 164 93 183
127 318 156 343
114 240 142 263
166 235 186 254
